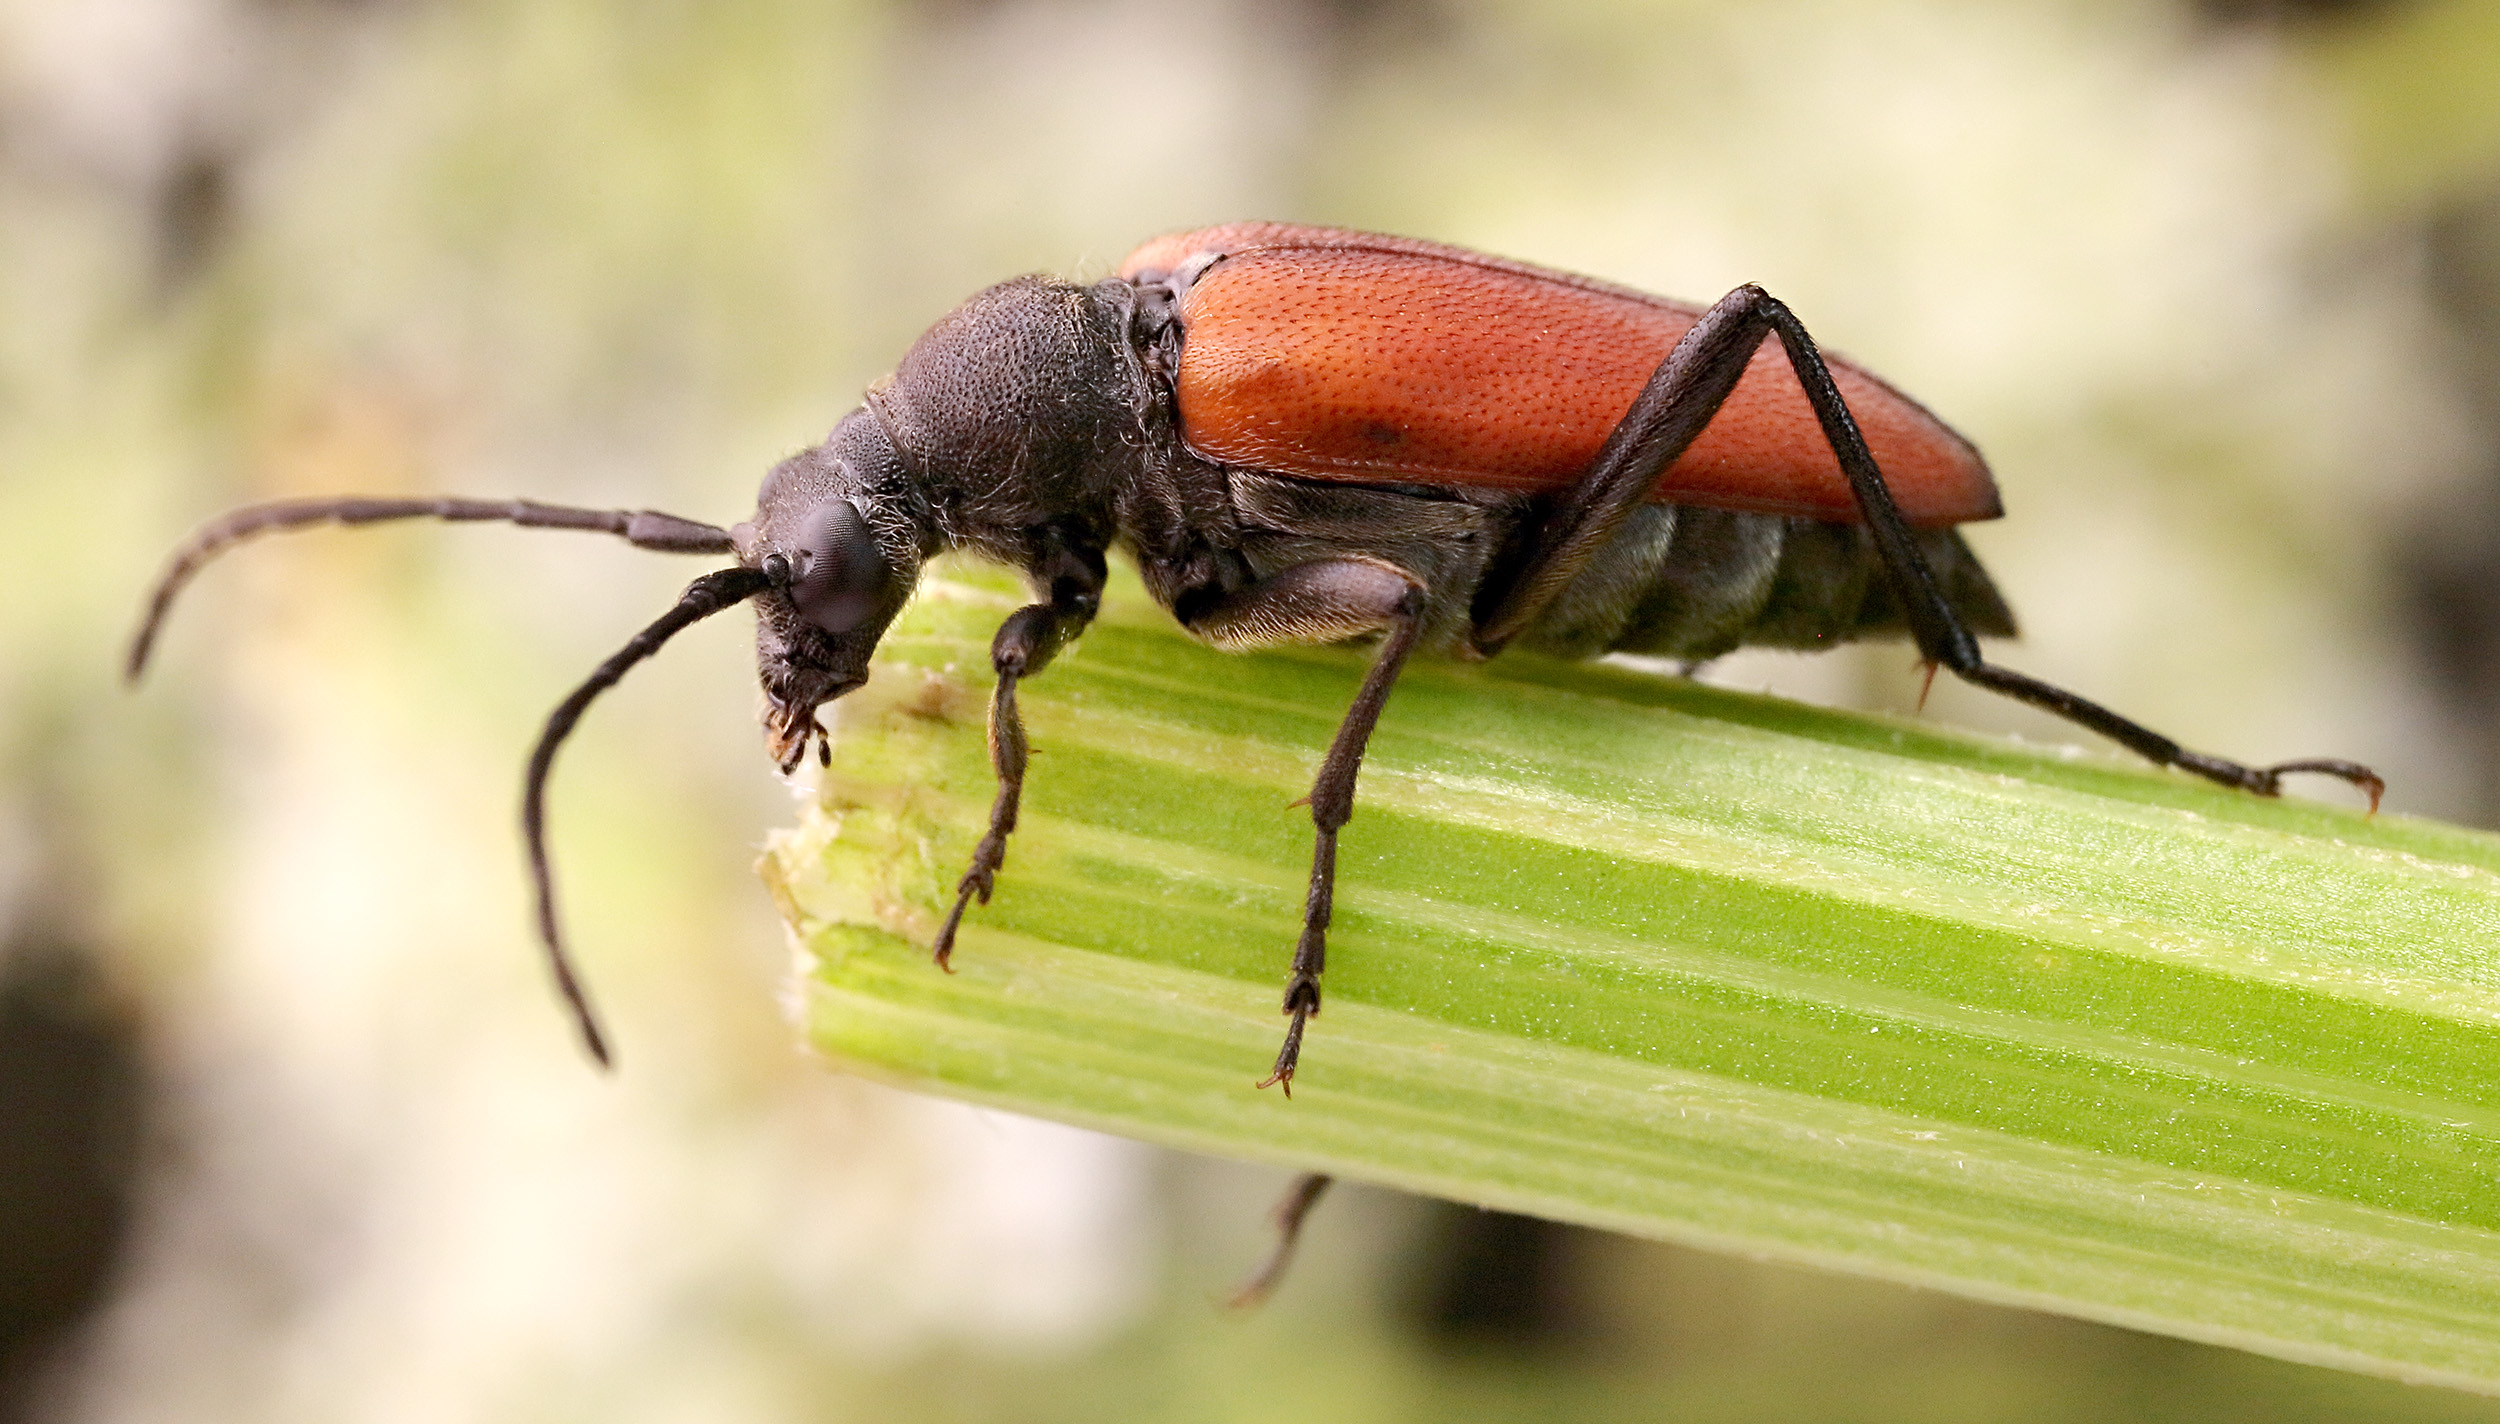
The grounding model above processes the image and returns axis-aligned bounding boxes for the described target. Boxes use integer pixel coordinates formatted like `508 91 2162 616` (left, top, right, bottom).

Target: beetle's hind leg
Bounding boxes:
1227 1172 1334 1308
1745 299 2387 808
1468 282 2381 808
1177 559 1425 1093
1949 664 2384 807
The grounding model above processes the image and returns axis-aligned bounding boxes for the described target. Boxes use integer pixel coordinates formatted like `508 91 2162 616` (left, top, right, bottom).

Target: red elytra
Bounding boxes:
1120 222 2000 529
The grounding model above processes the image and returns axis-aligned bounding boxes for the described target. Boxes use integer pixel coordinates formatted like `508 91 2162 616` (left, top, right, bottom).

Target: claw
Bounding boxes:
2263 757 2385 814
1256 1006 1308 1096
932 885 974 971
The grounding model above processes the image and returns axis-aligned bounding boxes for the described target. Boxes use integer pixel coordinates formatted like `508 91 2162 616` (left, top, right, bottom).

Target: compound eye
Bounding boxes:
786 498 893 634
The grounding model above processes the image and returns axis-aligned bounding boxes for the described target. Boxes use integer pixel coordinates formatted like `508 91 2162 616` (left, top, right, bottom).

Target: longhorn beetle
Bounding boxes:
130 222 2383 1091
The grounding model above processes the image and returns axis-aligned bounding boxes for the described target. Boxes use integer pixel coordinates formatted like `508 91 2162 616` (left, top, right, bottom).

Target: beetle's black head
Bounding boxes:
733 409 933 770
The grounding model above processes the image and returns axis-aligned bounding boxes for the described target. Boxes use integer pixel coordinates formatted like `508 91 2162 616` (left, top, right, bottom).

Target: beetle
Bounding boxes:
129 221 2383 1088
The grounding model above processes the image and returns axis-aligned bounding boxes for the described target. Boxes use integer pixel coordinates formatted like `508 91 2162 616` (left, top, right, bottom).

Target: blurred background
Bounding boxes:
8 0 2500 1419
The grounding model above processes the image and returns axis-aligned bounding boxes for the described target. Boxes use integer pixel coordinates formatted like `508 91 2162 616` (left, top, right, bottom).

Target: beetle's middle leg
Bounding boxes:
1178 558 1425 1093
1471 283 2381 807
933 544 1105 968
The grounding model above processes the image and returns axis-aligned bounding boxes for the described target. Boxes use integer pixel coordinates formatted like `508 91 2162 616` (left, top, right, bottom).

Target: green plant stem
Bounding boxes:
762 562 2500 1392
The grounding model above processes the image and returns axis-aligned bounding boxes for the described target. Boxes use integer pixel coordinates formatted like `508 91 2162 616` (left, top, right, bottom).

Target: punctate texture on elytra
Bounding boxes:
1123 222 1999 526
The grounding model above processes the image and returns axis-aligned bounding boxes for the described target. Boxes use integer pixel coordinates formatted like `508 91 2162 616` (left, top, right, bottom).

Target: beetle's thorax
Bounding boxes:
864 274 1145 563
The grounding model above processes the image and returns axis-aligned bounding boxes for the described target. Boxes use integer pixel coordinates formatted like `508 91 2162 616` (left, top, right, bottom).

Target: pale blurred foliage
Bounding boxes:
4 0 2499 1420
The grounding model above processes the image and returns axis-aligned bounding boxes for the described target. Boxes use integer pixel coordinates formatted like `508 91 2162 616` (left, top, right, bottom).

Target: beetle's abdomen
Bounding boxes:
1127 228 1999 528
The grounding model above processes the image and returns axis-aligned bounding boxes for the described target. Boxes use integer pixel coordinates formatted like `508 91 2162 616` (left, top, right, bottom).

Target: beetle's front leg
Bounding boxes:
1179 559 1426 1093
932 547 1104 968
